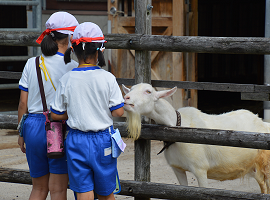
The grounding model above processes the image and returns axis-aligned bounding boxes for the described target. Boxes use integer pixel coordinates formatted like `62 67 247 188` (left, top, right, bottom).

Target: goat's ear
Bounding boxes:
122 84 130 94
155 86 177 99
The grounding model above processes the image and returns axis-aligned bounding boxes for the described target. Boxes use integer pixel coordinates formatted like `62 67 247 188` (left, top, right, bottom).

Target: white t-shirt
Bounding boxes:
51 66 124 132
19 53 78 113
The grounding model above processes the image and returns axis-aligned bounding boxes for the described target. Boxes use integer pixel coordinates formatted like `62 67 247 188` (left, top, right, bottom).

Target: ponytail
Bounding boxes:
97 49 105 67
64 46 73 64
41 31 68 56
41 34 58 56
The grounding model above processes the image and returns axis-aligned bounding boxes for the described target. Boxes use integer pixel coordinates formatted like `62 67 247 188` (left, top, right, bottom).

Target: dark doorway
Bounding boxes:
197 0 265 117
0 5 27 112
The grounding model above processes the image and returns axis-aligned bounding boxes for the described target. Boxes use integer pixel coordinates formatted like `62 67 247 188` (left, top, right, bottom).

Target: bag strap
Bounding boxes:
35 56 48 112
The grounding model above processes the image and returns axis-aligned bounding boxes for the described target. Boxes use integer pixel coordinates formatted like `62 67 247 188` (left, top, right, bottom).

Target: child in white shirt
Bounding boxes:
51 22 124 200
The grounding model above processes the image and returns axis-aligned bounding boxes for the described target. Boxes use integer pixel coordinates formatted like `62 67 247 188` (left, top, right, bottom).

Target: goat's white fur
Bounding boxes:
122 83 270 194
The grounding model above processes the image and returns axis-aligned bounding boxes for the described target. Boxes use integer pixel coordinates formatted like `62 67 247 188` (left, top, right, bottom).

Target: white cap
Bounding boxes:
45 11 79 35
72 22 106 43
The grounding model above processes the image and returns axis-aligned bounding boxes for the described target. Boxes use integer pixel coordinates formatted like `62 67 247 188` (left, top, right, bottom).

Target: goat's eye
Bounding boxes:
146 90 151 94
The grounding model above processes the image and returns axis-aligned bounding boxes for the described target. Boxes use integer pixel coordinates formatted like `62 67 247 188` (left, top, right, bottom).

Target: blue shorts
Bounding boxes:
23 113 68 178
66 128 117 195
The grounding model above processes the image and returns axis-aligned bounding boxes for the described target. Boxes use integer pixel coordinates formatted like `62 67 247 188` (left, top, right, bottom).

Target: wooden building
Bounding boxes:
108 0 266 116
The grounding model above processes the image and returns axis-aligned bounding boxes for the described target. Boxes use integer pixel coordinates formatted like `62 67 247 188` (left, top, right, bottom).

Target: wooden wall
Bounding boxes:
108 0 198 109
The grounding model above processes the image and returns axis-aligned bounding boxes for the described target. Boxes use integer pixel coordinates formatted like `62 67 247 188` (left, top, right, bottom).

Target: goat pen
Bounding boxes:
1 0 270 199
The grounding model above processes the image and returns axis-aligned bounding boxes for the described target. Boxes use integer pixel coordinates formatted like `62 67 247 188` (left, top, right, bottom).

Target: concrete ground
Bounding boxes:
0 129 262 200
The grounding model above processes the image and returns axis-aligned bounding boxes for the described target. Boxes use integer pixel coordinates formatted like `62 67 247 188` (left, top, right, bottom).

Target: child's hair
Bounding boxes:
41 31 68 56
64 42 106 67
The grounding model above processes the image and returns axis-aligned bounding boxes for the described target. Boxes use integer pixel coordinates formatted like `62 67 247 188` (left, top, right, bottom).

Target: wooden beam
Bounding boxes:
2 31 270 55
3 74 270 101
114 122 270 150
119 180 270 200
105 34 270 54
0 71 21 79
0 31 40 46
134 1 152 199
0 114 17 129
241 92 270 101
117 78 270 94
0 168 31 184
172 0 185 109
187 0 198 107
1 168 270 200
2 120 270 150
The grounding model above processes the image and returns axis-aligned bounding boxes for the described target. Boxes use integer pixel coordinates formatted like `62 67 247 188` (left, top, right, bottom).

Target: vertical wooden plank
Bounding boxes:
189 0 198 107
124 0 128 17
134 0 152 84
160 0 167 17
134 1 152 200
108 0 119 77
151 0 160 17
172 0 185 109
166 0 173 17
132 0 135 17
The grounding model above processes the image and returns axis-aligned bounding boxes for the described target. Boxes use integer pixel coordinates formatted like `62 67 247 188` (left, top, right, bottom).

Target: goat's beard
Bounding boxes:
125 111 141 140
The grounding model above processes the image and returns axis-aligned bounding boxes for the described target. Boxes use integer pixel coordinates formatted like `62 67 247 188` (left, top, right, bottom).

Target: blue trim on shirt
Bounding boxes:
110 103 124 111
50 107 66 115
72 66 100 71
19 85 28 92
56 52 64 56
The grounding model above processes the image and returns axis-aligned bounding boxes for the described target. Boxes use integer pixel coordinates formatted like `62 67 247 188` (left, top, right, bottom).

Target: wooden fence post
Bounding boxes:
134 0 152 200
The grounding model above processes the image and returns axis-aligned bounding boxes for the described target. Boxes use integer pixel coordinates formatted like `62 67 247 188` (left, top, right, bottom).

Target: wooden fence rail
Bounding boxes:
1 31 270 54
0 167 269 200
2 117 270 150
117 78 270 93
2 74 270 95
115 122 270 150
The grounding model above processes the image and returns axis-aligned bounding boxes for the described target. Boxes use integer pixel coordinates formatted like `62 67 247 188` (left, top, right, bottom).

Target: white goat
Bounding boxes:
122 83 270 194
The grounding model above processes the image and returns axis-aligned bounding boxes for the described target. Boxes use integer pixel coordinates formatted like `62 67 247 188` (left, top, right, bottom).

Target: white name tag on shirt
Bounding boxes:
104 147 112 156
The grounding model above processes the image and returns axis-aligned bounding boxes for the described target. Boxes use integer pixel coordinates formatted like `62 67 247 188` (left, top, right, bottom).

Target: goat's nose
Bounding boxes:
124 95 130 100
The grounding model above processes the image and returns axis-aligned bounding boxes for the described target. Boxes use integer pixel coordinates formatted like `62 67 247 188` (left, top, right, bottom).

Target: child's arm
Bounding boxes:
51 112 68 121
18 90 28 125
18 90 28 153
111 107 124 117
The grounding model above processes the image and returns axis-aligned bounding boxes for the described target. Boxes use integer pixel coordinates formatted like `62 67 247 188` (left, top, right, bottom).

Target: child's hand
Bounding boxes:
18 136 26 153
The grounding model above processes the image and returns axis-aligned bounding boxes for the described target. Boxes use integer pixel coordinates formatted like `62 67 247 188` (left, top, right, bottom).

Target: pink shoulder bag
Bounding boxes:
35 56 65 159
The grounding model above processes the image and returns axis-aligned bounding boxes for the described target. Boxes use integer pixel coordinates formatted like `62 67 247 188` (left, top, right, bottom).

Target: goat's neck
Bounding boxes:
148 98 177 127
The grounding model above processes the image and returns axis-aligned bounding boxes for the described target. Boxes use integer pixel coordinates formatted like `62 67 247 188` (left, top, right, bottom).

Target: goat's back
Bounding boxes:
178 107 269 133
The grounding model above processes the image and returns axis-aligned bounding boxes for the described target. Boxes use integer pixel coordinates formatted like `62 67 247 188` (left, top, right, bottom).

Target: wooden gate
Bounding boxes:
108 0 198 109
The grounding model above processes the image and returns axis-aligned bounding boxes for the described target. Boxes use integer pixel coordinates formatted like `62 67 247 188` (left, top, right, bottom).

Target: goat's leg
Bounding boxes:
255 178 267 194
192 169 208 188
266 177 270 194
253 168 267 194
171 167 188 185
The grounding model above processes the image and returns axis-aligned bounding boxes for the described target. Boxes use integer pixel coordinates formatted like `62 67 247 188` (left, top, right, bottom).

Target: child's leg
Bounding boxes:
97 192 115 200
29 174 49 200
49 173 69 200
76 190 95 200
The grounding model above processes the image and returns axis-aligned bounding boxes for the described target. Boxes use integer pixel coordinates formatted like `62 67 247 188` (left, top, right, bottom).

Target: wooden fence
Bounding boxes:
2 31 270 54
2 33 270 199
2 39 270 199
2 0 270 199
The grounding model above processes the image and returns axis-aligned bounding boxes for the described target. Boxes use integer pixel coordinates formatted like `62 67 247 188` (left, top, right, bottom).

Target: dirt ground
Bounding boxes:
0 129 262 200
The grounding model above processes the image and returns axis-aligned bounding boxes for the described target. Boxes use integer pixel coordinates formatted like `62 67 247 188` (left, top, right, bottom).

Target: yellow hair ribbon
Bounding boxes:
39 56 56 91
